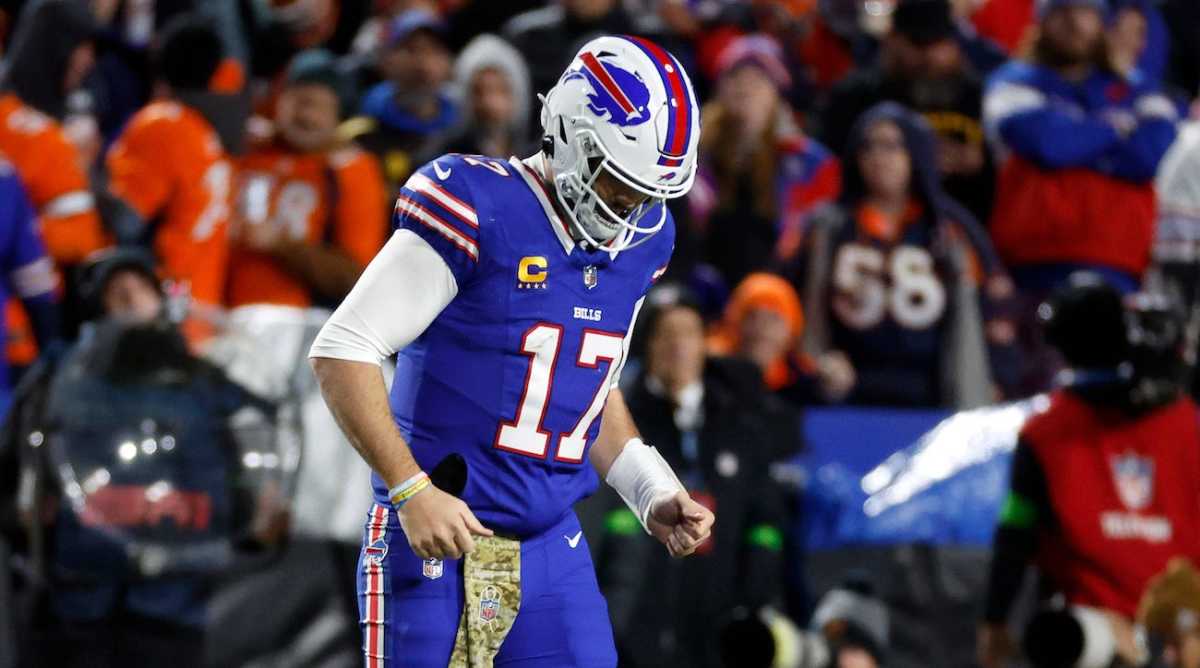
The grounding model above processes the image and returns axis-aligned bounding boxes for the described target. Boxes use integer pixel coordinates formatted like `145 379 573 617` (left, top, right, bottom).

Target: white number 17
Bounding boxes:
494 324 624 463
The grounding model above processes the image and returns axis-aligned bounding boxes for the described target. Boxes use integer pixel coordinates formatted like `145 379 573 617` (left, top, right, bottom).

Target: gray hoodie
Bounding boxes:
452 34 532 144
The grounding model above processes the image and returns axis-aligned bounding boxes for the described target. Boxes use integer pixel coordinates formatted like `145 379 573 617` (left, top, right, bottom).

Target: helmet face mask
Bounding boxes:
550 123 666 249
540 36 700 252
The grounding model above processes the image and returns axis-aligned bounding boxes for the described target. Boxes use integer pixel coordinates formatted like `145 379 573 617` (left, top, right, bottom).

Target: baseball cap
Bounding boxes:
384 9 448 49
285 49 354 116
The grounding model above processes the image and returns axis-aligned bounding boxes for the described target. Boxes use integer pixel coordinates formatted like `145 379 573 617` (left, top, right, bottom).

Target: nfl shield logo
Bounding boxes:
1111 452 1155 510
583 265 598 289
479 585 501 622
422 557 443 580
364 538 388 566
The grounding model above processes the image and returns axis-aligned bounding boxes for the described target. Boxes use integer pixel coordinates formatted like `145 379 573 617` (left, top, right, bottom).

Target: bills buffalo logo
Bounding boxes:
363 538 388 566
479 585 501 623
1111 452 1155 511
565 52 652 127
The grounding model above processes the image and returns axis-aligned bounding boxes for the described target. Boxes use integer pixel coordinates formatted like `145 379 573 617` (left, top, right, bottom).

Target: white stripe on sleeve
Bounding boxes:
10 256 57 298
983 82 1046 133
42 191 95 219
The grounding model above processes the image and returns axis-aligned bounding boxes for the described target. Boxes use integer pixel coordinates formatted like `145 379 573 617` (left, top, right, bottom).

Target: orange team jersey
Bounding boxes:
0 93 109 264
106 101 232 307
228 142 387 307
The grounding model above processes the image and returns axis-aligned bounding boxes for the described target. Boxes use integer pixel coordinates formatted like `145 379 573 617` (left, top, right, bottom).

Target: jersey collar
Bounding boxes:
513 154 577 256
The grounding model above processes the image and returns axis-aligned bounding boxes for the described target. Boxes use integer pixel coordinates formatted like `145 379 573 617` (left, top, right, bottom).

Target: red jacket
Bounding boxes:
1023 392 1200 617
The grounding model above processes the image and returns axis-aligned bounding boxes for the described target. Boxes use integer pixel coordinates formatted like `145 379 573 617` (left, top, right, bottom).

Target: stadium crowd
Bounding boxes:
1 0 1200 666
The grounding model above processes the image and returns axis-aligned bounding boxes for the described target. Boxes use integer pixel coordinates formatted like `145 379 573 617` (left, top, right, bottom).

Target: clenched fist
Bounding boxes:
647 490 715 558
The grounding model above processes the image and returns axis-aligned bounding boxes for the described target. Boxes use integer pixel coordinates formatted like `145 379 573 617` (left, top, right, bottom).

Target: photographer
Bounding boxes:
979 272 1200 668
2 249 278 668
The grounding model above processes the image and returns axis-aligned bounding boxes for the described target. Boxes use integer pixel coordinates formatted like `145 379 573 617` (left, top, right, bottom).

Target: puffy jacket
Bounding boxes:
983 60 1178 277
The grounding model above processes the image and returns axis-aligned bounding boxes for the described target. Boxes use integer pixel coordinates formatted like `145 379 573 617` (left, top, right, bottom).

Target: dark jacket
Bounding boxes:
580 356 800 668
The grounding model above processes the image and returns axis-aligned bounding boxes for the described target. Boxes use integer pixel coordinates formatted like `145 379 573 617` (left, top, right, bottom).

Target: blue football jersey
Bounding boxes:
377 153 674 537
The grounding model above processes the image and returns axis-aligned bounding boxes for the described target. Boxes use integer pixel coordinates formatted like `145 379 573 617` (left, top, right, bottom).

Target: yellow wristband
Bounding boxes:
390 475 431 507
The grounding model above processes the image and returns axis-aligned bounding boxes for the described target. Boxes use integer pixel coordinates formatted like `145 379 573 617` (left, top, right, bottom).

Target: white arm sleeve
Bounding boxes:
308 229 458 365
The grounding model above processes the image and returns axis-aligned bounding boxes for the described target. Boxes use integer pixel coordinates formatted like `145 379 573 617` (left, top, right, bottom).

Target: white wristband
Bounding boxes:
604 437 685 534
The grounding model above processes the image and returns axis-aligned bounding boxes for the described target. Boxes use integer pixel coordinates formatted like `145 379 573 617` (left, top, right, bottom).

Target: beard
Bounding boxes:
1035 33 1106 70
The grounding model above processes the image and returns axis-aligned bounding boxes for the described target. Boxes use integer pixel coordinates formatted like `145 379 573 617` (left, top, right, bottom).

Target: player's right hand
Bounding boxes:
396 484 493 560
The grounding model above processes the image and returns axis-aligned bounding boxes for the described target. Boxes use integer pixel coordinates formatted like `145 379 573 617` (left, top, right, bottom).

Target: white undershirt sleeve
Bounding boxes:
308 229 459 365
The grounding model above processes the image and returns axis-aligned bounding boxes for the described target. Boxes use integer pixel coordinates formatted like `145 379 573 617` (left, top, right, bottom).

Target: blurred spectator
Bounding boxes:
4 248 276 668
0 0 108 265
103 14 234 332
980 274 1200 668
346 9 457 194
983 0 1179 391
229 49 386 309
0 1 112 380
758 0 854 97
444 34 534 159
689 34 839 284
240 0 373 82
708 273 855 405
1139 558 1200 668
584 295 797 668
798 102 1017 408
816 0 995 220
503 0 634 104
1149 118 1200 393
1106 0 1170 88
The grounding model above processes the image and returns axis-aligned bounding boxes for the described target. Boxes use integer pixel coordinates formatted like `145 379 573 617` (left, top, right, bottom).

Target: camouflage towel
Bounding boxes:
448 535 522 667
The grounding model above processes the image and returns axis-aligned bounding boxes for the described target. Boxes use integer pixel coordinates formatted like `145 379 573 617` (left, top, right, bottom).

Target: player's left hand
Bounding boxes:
647 491 714 558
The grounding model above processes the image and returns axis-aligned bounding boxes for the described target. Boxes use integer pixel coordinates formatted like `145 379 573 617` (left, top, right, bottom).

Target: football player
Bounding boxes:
310 36 715 666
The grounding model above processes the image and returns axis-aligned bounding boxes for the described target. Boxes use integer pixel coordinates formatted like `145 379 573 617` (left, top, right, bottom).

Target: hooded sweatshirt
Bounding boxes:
451 34 532 148
1 0 96 119
800 102 1017 407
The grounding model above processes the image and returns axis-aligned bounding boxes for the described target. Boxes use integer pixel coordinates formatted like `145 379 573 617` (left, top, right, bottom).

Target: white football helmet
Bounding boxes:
540 35 700 252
